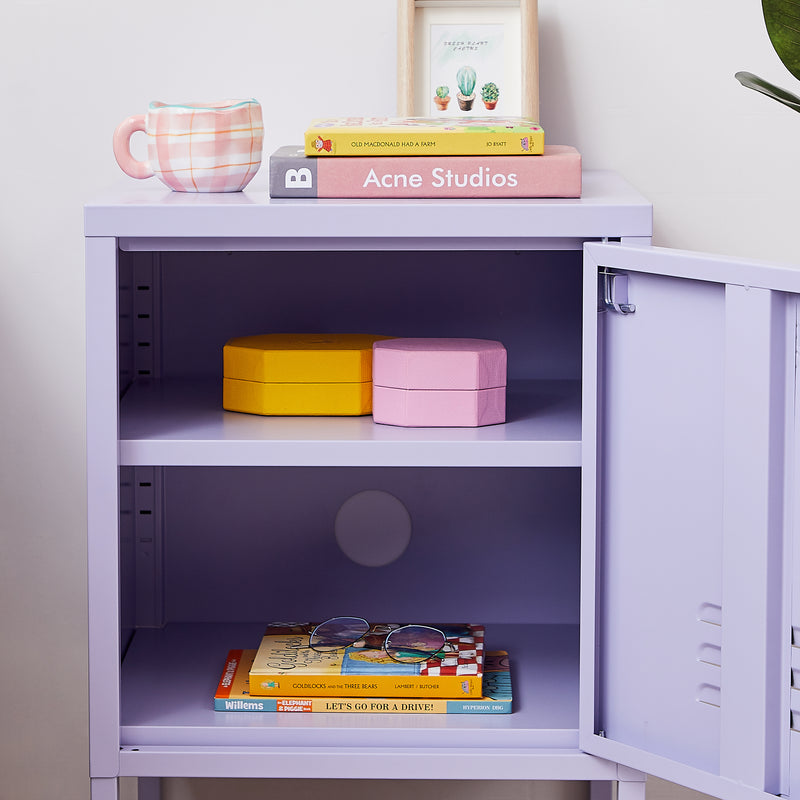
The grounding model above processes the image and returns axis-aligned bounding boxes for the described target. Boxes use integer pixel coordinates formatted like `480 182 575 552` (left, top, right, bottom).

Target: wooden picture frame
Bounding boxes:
397 0 539 120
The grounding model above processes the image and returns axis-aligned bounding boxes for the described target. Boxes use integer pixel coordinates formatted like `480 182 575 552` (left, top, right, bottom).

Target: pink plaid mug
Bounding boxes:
113 99 264 192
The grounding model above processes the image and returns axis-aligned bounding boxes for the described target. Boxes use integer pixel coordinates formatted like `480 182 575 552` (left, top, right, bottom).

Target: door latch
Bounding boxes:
599 269 636 315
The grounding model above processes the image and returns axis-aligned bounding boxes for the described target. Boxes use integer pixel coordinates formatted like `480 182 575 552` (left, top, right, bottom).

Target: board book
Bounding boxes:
217 649 511 713
248 622 485 698
304 117 544 157
270 145 581 199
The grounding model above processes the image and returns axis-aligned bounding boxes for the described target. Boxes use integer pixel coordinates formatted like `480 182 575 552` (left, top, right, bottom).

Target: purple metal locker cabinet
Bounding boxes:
86 178 799 800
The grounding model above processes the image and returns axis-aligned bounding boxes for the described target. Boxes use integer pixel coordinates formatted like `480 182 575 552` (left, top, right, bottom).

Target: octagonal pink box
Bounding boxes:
372 338 507 427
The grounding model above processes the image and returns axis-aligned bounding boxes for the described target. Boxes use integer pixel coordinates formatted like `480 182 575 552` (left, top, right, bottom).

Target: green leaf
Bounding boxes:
763 0 800 80
735 70 800 112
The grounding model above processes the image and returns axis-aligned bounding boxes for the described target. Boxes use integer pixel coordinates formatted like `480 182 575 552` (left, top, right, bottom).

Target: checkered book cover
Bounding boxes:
420 626 484 676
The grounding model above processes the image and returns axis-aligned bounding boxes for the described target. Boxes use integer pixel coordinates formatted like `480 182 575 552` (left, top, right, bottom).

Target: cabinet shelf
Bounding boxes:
120 623 579 752
119 378 582 467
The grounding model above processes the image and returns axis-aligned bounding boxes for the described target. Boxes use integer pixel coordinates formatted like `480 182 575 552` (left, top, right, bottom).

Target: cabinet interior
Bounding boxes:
121 465 581 628
114 246 588 751
118 248 583 384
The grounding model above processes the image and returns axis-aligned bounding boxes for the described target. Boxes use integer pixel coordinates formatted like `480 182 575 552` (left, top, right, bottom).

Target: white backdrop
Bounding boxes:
1 1 797 798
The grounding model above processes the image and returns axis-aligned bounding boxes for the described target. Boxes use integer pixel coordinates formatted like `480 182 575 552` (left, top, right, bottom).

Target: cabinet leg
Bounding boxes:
90 776 161 800
91 777 119 800
616 776 647 800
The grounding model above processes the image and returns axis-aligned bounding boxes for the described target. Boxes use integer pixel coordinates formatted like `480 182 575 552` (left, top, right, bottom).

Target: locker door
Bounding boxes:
580 243 798 800
790 296 800 800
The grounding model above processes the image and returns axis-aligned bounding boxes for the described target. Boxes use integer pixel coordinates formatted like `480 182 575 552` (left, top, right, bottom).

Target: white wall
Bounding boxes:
0 1 796 798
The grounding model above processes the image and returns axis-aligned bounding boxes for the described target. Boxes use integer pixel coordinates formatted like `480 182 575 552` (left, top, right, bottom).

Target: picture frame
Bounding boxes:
397 0 539 120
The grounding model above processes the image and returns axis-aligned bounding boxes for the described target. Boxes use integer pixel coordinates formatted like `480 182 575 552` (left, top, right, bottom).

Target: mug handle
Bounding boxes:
112 115 154 179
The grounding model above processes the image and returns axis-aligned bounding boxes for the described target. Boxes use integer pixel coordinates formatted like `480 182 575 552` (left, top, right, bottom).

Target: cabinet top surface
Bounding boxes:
84 170 652 242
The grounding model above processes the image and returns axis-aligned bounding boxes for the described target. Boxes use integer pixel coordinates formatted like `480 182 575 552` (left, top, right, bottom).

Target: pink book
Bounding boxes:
269 145 581 199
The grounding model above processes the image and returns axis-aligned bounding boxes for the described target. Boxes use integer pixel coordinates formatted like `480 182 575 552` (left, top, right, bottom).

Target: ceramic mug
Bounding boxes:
113 99 264 192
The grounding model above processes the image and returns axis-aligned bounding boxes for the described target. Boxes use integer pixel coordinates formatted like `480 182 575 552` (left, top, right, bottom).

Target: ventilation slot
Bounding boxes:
696 602 722 709
133 467 164 628
132 256 160 379
793 629 800 730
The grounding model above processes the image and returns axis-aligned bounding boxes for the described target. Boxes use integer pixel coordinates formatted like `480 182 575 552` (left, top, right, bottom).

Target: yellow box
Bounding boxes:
222 333 393 416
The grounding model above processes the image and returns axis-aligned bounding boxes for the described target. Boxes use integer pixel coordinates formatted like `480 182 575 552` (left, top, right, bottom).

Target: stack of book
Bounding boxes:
269 116 581 199
214 622 512 715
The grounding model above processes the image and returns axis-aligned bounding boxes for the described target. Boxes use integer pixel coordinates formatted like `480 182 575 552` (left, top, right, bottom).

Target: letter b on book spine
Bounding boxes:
270 146 318 197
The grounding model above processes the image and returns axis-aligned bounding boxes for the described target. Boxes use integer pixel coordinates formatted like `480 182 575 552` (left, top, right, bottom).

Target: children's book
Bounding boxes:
248 622 485 698
218 649 511 713
270 145 581 199
304 117 544 157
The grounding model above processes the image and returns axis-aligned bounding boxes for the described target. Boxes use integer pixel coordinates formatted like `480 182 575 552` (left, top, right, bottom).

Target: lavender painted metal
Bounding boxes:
86 236 123 779
581 242 800 800
84 171 653 246
85 178 798 799
85 178 652 799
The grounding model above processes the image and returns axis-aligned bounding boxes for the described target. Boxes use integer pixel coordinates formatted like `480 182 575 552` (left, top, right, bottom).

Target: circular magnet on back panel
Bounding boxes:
334 490 412 567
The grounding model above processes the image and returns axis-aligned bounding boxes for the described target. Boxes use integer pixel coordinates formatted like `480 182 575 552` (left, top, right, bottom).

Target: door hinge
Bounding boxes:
599 269 636 315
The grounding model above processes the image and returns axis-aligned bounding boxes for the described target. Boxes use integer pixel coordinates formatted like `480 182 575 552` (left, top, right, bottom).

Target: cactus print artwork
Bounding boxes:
429 24 504 116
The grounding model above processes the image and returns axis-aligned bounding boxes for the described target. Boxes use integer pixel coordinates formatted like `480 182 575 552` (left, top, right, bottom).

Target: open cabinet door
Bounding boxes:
580 242 800 800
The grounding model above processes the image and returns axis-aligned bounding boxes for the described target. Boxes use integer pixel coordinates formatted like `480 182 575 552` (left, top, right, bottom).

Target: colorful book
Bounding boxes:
217 649 511 713
304 117 544 157
248 622 485 698
271 144 580 199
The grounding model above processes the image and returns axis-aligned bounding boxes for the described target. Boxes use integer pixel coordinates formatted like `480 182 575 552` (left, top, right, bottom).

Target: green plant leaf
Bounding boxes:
763 0 800 80
735 70 800 112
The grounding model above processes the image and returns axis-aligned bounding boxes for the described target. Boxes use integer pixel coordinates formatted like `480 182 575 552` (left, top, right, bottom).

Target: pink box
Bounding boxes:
372 338 507 427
